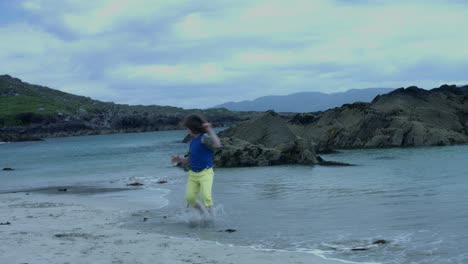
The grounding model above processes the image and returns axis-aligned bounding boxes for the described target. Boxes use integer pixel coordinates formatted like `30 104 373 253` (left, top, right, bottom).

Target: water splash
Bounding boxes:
174 203 227 228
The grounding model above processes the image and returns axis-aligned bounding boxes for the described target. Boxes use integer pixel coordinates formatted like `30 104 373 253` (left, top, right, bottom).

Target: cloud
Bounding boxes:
21 0 41 11
171 0 468 91
0 0 467 108
109 63 241 85
0 23 64 57
20 0 190 36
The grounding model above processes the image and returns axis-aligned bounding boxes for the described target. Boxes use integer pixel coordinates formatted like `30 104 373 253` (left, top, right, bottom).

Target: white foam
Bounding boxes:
306 249 381 264
249 245 381 264
174 204 226 226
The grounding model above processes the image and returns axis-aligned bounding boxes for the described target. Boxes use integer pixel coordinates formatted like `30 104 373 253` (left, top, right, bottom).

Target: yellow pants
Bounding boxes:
186 168 214 207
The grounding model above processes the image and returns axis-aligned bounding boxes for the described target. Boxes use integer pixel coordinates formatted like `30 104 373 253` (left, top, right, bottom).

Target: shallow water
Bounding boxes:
1 131 467 264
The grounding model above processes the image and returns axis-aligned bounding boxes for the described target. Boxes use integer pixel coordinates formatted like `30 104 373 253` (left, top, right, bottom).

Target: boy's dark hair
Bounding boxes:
183 114 207 134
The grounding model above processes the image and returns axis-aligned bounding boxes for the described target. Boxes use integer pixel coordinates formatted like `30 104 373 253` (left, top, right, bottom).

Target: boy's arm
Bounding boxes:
171 155 189 164
202 123 222 149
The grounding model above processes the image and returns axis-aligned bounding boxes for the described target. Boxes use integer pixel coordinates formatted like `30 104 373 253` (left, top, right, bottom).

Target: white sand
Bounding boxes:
0 192 353 264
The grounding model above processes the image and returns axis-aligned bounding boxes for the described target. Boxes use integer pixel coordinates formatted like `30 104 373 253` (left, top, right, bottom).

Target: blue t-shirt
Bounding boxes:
189 133 214 172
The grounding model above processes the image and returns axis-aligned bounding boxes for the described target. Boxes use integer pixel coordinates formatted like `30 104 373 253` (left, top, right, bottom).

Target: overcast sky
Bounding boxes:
1 0 468 108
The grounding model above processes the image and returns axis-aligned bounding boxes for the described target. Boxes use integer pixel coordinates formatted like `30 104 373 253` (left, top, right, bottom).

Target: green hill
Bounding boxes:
0 74 256 141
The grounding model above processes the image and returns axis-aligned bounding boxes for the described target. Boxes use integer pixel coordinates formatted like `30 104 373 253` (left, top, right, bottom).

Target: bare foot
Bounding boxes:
189 202 205 215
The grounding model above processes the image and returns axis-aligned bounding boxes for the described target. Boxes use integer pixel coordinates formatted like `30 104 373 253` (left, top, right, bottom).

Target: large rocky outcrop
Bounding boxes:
215 111 318 167
220 111 297 148
289 85 468 151
214 138 282 167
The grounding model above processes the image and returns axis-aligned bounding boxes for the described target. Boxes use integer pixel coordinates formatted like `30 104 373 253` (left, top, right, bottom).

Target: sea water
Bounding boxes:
1 131 467 264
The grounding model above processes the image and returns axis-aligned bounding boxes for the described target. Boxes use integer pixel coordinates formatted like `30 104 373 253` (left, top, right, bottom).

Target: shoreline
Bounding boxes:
0 187 362 264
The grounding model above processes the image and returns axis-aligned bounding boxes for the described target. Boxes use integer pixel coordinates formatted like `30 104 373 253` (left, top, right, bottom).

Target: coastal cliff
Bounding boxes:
3 74 468 158
214 84 468 166
288 85 468 152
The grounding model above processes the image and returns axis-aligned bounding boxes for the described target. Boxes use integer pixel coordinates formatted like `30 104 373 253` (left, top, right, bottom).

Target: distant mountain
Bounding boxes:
0 74 257 141
214 88 395 112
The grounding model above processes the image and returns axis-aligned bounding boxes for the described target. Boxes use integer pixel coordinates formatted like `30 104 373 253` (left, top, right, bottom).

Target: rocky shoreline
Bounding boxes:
3 74 468 167
215 111 318 167
209 85 468 167
289 85 468 152
0 74 256 142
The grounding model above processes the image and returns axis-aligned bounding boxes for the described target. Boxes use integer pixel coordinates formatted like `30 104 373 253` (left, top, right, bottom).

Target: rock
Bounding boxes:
351 248 368 251
221 111 297 148
349 240 387 252
127 182 144 186
218 229 236 233
288 113 319 125
373 239 387 245
157 180 168 184
0 222 11 225
216 112 318 167
0 133 43 142
318 160 355 166
143 217 148 222
3 168 14 171
289 85 468 150
214 138 282 167
57 188 67 192
316 156 355 166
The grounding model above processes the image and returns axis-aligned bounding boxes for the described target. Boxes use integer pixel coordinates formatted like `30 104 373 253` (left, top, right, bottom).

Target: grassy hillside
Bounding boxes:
0 75 106 126
0 75 256 140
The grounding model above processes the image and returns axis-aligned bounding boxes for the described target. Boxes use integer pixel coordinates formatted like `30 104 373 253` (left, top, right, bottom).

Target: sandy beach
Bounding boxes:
0 188 349 264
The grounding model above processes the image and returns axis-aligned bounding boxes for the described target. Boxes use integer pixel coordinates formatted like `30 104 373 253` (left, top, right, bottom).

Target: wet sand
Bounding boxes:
0 187 350 264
